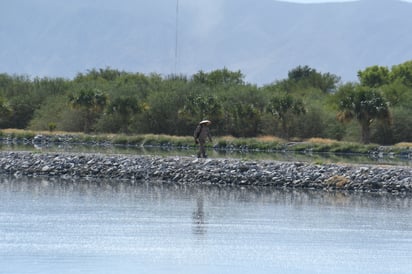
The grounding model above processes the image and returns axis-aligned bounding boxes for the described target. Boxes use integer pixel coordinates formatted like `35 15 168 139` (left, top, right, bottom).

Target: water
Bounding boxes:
1 176 412 274
2 142 412 166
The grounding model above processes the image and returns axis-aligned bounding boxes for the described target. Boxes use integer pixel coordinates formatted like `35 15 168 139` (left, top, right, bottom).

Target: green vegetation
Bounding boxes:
1 62 412 147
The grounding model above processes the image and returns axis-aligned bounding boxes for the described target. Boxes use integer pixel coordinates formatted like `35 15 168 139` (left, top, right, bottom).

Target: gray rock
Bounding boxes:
0 151 411 195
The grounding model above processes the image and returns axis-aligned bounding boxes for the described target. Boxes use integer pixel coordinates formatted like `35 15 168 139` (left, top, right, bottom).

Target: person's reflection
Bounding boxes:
192 194 207 236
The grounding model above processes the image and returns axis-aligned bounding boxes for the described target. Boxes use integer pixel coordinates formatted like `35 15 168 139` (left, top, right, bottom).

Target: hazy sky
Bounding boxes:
284 0 412 2
283 0 357 2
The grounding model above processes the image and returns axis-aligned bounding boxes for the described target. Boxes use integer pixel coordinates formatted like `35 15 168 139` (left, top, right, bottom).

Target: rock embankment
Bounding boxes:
1 151 411 195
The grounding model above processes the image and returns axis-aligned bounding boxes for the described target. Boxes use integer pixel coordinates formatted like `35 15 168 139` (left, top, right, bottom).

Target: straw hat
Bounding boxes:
199 120 211 125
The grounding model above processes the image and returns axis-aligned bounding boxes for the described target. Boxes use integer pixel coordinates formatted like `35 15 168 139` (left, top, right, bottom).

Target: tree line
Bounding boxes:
1 61 412 145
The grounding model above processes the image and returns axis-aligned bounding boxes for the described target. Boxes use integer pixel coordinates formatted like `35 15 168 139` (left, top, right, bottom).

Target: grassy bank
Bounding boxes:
1 129 411 157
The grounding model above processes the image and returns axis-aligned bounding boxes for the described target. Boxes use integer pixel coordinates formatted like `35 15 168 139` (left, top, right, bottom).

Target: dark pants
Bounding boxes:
197 140 207 158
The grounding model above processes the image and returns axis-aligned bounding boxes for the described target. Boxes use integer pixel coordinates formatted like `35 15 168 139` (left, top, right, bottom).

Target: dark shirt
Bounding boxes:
194 124 212 142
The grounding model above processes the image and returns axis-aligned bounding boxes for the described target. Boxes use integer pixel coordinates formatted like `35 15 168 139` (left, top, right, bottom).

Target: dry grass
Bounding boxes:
1 128 34 134
0 128 84 136
218 135 237 142
255 135 284 143
217 135 284 144
306 137 338 144
394 142 412 148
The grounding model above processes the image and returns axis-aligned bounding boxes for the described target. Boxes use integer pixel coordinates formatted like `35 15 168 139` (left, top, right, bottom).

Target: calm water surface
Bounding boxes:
2 143 412 166
1 176 412 274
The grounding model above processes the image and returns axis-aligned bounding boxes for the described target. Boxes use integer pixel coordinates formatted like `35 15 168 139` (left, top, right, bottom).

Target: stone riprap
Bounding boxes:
1 151 411 195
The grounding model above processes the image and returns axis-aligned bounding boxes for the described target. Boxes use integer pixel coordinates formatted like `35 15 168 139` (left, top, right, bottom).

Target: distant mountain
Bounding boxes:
1 0 412 85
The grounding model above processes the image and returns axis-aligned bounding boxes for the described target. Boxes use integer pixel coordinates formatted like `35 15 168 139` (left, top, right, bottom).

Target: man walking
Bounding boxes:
194 120 212 158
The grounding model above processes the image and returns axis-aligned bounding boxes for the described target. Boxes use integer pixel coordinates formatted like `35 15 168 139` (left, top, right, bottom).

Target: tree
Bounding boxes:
357 65 390 88
287 65 340 93
75 67 124 82
288 65 316 82
225 103 261 137
68 88 108 132
179 95 222 122
267 94 306 139
335 84 390 144
178 94 223 133
192 68 245 86
389 60 412 87
381 80 411 107
389 107 412 143
0 96 11 126
106 96 141 133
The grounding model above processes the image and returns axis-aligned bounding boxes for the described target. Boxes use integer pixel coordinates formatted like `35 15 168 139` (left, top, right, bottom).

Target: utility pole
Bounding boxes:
174 0 179 74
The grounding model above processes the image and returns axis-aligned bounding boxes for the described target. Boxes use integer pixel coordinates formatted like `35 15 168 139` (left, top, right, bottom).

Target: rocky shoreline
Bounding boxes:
1 151 412 195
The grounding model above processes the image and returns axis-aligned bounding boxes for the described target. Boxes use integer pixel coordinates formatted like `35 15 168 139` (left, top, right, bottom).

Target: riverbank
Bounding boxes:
1 151 411 195
2 129 412 159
